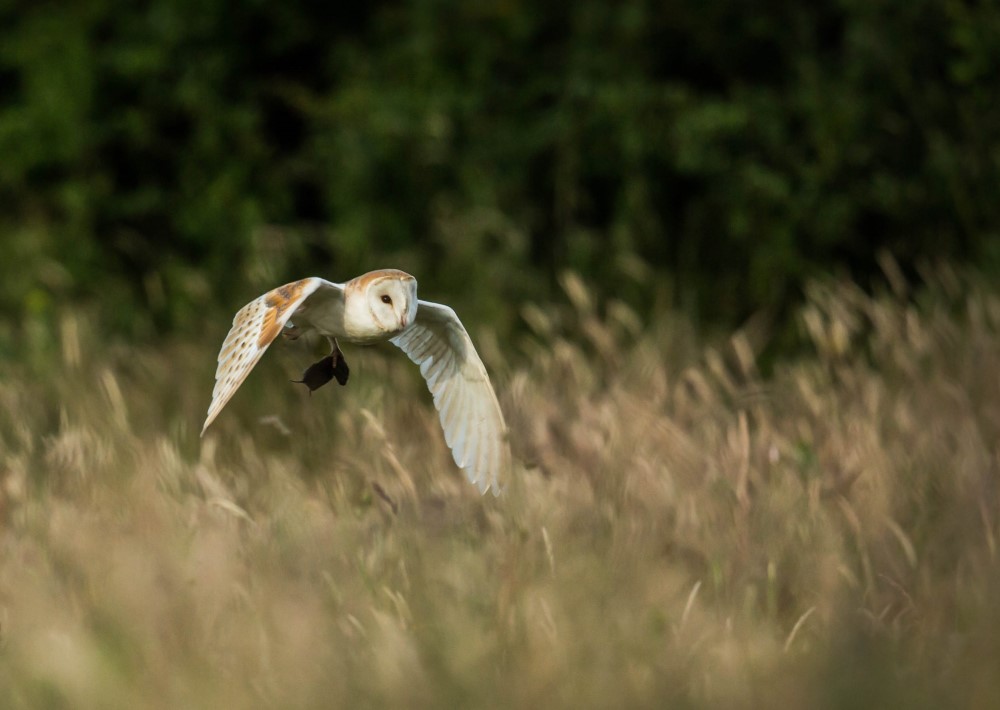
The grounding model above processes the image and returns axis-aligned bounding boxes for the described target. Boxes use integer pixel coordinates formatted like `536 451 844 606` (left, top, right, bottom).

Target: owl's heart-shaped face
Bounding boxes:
365 276 418 335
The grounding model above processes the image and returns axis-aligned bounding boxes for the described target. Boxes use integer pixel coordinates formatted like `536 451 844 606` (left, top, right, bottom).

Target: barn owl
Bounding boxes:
202 269 509 495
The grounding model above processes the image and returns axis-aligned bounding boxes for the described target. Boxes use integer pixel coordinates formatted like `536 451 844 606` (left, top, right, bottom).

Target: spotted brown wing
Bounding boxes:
201 277 343 434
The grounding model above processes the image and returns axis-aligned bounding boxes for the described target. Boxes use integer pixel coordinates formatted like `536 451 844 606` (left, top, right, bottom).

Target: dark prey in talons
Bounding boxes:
291 340 349 393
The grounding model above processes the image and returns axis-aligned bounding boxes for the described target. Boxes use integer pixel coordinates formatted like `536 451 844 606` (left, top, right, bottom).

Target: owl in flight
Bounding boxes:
202 269 509 495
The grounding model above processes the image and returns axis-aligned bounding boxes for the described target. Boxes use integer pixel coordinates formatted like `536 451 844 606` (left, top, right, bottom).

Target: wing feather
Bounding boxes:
451 389 472 464
473 424 491 487
439 386 460 435
406 328 436 358
391 300 509 494
202 277 344 435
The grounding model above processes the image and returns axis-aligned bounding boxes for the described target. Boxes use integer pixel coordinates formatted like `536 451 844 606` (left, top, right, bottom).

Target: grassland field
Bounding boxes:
1 265 999 709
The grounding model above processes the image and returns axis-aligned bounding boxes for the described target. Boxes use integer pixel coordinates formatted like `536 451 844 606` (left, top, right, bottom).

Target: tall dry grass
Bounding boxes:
1 264 999 708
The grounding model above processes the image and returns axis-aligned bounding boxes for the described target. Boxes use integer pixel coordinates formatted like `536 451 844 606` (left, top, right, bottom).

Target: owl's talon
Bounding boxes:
329 340 350 386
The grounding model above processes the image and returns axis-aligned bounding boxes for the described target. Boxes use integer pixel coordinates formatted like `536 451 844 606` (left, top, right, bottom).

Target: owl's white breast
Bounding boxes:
291 287 351 339
296 296 386 343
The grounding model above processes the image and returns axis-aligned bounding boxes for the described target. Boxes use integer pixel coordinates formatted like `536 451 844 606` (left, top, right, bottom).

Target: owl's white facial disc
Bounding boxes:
368 277 417 334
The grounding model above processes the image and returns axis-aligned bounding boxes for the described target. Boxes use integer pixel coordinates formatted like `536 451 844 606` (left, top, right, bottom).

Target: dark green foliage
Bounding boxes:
1 0 999 344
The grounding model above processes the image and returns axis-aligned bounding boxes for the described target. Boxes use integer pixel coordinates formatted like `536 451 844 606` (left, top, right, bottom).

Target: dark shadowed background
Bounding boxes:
2 0 999 352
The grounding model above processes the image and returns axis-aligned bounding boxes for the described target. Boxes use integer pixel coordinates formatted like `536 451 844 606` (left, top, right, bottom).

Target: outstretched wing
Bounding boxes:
202 277 344 435
390 301 509 495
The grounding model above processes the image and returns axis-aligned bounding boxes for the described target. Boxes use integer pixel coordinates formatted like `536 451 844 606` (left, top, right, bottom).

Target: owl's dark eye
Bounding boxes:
381 295 392 305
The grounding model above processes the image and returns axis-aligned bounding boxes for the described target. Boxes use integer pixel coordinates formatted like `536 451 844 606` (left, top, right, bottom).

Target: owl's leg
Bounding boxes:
290 338 350 393
326 337 350 386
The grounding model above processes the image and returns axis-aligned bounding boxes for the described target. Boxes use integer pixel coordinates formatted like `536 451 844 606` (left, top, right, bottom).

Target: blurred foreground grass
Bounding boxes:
1 266 999 709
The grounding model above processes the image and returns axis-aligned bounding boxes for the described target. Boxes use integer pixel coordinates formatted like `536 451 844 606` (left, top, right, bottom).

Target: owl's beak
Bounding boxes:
400 315 409 329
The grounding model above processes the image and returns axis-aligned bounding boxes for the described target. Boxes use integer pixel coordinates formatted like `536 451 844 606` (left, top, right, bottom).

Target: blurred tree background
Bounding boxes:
1 0 999 352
